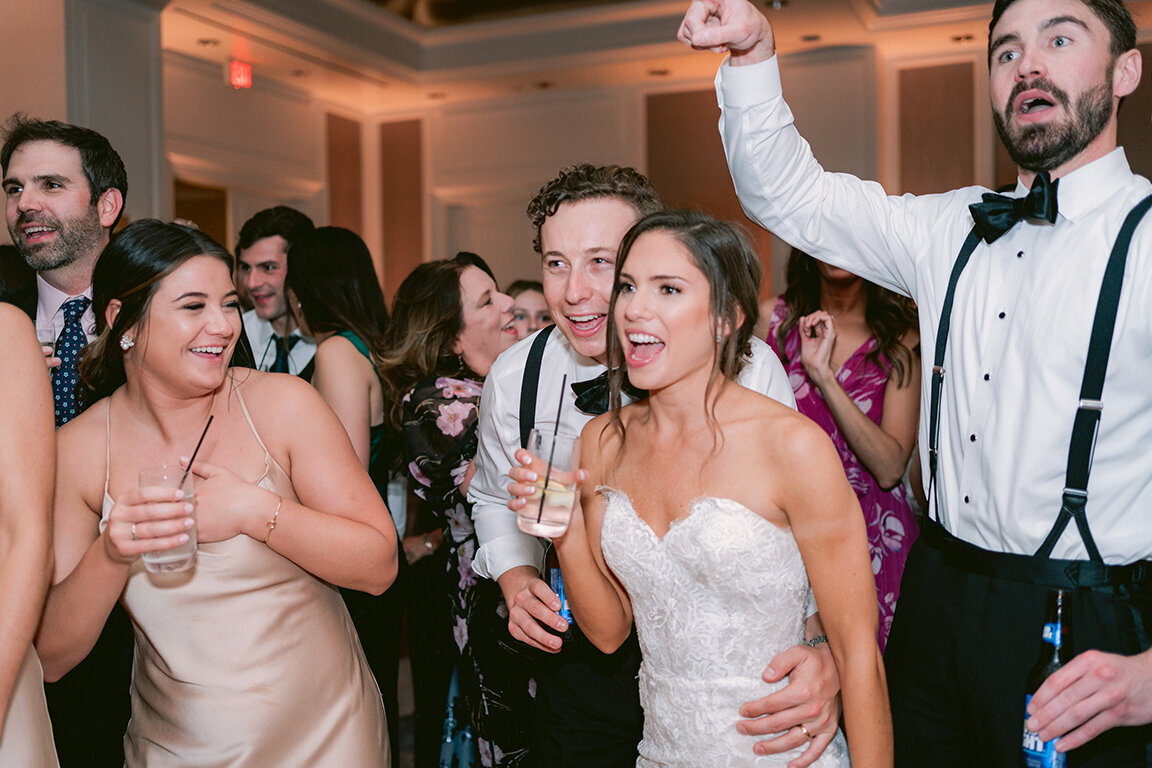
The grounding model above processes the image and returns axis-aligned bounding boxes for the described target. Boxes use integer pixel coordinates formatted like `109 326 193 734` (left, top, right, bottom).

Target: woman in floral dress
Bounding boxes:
768 248 921 651
379 253 534 766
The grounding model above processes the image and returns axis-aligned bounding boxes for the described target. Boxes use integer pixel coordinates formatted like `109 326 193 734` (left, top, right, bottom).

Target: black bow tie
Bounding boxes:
570 370 648 415
969 171 1059 244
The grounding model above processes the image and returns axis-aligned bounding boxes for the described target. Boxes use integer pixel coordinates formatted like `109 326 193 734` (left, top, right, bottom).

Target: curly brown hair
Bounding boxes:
526 164 662 255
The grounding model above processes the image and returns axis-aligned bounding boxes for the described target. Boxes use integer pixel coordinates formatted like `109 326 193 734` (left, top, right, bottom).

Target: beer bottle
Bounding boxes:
1022 589 1071 768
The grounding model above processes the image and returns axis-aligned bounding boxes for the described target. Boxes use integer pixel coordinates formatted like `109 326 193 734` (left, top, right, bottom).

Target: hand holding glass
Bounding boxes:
138 465 197 573
35 323 56 356
516 429 581 538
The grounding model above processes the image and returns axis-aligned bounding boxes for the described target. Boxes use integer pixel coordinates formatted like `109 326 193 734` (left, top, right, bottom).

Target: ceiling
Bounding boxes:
157 0 1067 116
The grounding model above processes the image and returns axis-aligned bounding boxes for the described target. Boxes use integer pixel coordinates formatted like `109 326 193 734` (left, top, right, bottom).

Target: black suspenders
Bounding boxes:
928 193 1152 561
519 325 557 450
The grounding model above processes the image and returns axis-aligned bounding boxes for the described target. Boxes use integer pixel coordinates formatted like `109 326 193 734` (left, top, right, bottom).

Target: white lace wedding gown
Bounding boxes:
598 487 851 767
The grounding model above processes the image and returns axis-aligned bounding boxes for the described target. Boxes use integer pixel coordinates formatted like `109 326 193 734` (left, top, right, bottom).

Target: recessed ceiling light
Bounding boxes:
428 92 447 100
535 81 553 90
765 0 789 9
648 68 670 77
952 34 975 43
291 69 308 78
197 38 220 47
801 34 821 43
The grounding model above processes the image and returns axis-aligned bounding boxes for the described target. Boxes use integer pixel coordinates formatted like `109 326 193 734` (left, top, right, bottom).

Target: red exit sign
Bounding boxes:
229 60 252 89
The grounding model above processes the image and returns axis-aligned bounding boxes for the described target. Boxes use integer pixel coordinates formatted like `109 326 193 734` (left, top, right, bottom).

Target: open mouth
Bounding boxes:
626 332 665 365
501 318 517 335
190 345 225 358
565 313 606 337
1020 96 1054 114
21 224 56 243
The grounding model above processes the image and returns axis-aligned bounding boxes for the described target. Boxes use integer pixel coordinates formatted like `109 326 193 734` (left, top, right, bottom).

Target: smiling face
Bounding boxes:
127 255 242 393
988 0 1134 174
452 265 517 377
3 140 111 274
510 288 551 340
614 230 718 392
540 197 640 364
236 235 291 325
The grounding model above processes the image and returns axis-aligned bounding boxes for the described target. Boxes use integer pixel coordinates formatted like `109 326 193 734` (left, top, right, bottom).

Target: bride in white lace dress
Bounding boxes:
510 210 891 767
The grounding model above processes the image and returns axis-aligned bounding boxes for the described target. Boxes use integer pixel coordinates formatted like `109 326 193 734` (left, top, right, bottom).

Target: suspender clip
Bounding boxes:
1062 487 1089 501
932 365 945 376
1078 398 1103 412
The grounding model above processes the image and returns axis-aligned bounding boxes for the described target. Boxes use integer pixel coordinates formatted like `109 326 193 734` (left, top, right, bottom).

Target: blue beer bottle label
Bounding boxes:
549 566 574 625
1022 694 1065 768
1041 622 1061 646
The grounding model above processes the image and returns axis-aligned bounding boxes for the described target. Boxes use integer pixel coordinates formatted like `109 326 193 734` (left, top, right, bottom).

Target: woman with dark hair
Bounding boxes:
379 252 531 767
36 220 396 767
0 305 57 768
767 248 920 651
509 209 890 767
287 225 402 767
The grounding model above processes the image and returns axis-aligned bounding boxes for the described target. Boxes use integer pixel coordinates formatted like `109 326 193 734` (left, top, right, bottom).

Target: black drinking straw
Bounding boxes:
536 374 568 524
180 415 214 486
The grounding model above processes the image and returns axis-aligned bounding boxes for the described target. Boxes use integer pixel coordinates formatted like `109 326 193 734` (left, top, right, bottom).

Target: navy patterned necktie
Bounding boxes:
53 296 91 427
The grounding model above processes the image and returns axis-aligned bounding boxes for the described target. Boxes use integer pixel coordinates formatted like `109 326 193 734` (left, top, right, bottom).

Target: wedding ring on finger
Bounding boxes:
797 724 813 741
131 522 138 541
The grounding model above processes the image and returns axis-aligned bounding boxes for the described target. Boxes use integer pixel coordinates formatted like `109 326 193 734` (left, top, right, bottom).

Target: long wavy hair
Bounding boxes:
287 226 389 353
775 248 917 386
80 219 252 404
606 209 762 440
377 252 495 437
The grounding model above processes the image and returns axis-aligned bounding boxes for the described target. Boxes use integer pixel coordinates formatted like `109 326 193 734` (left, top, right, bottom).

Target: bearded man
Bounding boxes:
2 114 126 426
680 0 1152 765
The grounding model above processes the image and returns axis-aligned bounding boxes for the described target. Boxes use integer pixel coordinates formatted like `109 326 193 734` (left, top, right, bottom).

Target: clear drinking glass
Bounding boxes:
516 429 581 538
35 323 56 356
138 465 197 573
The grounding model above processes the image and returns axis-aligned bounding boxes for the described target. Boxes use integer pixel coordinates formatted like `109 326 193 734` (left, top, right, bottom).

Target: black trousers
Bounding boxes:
45 602 134 768
341 553 407 768
532 626 643 768
885 521 1152 768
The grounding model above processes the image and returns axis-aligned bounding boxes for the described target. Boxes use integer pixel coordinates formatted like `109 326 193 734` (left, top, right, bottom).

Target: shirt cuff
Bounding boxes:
717 53 782 109
472 534 548 581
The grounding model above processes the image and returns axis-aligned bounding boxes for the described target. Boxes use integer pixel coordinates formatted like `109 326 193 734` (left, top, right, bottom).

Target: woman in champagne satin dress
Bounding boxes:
36 221 397 767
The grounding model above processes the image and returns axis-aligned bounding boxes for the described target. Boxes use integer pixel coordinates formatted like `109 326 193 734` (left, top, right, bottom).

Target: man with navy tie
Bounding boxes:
234 206 317 379
2 114 125 426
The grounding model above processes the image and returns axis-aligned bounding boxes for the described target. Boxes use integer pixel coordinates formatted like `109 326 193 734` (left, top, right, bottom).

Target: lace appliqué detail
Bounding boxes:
598 487 850 767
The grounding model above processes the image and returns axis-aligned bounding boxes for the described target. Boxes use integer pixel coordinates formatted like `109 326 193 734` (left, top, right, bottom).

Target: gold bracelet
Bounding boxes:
264 495 283 543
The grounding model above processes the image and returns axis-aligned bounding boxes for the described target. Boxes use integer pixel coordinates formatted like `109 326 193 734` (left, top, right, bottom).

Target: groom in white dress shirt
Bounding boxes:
679 0 1152 764
468 163 843 766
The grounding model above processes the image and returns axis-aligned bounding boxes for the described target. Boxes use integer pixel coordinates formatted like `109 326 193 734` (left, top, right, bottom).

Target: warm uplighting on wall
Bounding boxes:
229 59 253 90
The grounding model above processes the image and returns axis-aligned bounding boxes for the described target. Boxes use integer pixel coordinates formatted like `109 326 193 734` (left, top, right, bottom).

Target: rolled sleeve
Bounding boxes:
468 366 548 580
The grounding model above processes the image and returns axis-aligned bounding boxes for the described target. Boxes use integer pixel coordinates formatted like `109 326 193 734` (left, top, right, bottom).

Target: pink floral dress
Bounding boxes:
767 298 919 651
402 374 536 766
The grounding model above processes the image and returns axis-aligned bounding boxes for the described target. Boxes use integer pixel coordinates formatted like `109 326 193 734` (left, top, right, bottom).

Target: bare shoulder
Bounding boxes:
726 386 833 466
579 411 626 478
56 398 114 508
234 367 321 409
315 335 375 378
315 334 360 364
0 302 34 335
